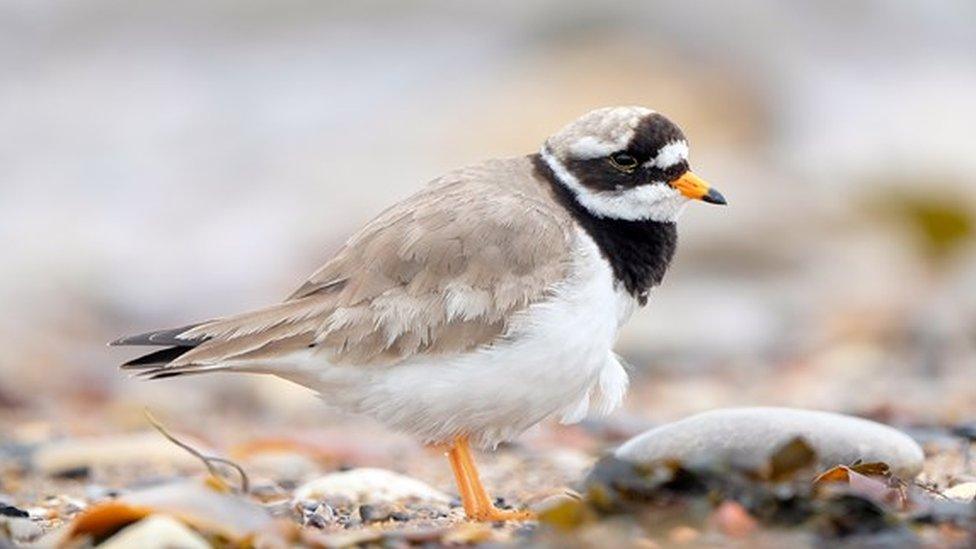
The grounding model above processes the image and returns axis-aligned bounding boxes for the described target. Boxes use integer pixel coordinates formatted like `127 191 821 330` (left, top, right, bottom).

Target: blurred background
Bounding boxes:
2 0 975 438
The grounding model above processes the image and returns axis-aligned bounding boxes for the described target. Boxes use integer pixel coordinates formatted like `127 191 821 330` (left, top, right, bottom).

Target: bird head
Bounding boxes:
541 106 725 222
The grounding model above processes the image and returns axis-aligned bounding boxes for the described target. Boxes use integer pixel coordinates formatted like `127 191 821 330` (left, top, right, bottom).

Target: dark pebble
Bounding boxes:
360 503 393 523
389 511 411 522
0 504 29 518
306 512 329 529
303 503 335 529
276 479 297 490
950 423 976 441
51 466 90 480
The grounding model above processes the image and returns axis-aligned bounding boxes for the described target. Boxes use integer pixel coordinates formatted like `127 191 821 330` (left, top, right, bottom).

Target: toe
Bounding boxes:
474 507 536 522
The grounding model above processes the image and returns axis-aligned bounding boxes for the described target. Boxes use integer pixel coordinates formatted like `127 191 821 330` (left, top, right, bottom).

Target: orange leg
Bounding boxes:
442 436 534 522
446 439 478 517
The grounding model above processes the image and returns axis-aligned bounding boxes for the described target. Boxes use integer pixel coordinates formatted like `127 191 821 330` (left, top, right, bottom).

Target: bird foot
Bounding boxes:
471 506 535 522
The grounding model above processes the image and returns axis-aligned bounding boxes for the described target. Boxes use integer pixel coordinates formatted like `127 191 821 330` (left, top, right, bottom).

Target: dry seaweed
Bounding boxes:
144 409 250 494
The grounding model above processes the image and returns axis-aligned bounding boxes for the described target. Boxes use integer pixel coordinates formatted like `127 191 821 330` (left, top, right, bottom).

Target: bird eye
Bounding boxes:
609 152 638 171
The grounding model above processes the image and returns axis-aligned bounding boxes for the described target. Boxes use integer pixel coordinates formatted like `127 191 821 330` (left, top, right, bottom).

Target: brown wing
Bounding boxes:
131 157 575 372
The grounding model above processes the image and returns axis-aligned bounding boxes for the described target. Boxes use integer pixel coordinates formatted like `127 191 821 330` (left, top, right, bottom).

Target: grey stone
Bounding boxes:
615 407 924 478
304 503 335 528
358 502 394 523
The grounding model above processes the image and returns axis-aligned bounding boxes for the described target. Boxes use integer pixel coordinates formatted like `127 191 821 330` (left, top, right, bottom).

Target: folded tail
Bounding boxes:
110 323 212 379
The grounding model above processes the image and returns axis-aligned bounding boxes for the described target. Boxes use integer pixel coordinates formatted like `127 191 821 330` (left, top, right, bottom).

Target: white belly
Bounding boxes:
278 229 636 448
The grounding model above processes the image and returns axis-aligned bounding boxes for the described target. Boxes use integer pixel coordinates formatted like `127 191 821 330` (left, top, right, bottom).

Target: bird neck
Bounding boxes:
530 153 678 305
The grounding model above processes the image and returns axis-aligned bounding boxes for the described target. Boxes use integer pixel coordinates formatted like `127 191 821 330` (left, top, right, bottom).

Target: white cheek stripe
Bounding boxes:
540 145 689 222
643 139 689 169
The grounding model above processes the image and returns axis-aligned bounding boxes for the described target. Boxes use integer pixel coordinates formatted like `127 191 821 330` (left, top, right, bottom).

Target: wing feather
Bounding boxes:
118 157 575 373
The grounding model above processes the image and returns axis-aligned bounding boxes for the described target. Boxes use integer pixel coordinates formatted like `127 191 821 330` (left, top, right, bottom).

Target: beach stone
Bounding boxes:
32 432 204 474
293 468 450 505
943 482 976 503
99 515 210 549
0 516 43 543
121 480 274 539
358 502 395 523
615 407 924 478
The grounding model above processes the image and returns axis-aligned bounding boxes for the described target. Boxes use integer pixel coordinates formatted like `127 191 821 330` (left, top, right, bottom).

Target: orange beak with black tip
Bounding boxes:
670 171 726 205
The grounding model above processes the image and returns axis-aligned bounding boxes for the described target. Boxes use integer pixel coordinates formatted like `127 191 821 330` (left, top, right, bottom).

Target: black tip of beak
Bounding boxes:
702 188 727 205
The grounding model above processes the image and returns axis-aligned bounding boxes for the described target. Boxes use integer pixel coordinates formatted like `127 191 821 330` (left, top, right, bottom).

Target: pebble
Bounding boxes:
0 516 43 543
304 503 335 528
32 432 203 475
51 479 272 546
359 502 394 523
119 480 273 539
534 494 590 531
615 407 924 478
98 515 210 549
943 482 976 503
668 525 700 544
949 423 976 441
442 523 496 544
51 465 91 480
0 504 29 518
710 500 758 537
293 468 449 505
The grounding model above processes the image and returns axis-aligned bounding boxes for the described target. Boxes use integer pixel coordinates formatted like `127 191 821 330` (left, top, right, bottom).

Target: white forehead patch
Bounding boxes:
541 146 689 222
644 140 689 169
551 106 652 160
568 134 632 160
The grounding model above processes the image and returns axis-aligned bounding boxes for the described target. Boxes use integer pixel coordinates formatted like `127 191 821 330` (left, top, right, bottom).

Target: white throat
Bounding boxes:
539 146 689 222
